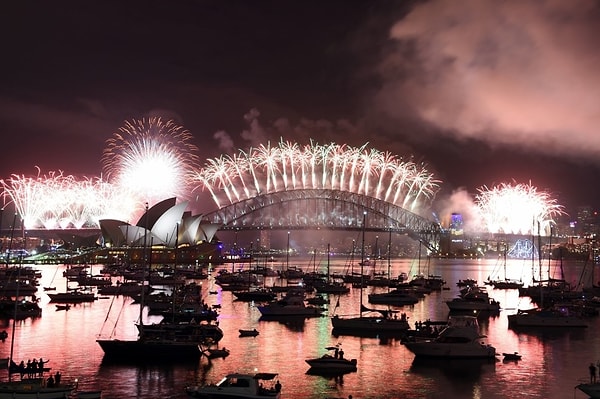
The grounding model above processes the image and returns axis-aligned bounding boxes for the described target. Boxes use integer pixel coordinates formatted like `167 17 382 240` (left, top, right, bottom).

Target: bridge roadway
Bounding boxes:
203 189 441 252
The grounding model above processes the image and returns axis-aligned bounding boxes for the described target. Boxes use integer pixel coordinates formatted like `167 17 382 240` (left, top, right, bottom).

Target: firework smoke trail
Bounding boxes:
102 117 200 205
195 140 439 212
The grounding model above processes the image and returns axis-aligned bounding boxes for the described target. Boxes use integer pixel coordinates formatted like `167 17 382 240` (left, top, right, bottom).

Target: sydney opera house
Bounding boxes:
97 198 223 266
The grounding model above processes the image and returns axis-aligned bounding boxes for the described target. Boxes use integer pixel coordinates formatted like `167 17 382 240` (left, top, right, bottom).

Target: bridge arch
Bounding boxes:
203 189 441 251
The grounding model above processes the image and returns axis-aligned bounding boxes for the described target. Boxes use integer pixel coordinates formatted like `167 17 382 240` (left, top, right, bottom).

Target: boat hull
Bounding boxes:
96 339 202 361
576 383 600 398
331 315 410 333
445 300 500 312
0 380 75 399
403 341 496 359
507 311 588 328
305 358 357 372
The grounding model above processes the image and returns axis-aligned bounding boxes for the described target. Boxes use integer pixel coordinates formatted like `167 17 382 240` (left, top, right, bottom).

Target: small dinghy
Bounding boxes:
239 328 259 337
503 352 522 361
204 347 230 359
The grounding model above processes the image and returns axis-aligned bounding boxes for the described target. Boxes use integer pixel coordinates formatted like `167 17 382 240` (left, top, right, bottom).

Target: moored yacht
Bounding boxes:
403 315 496 359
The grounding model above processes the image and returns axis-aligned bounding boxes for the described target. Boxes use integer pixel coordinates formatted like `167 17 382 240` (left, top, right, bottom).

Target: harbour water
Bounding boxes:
0 257 598 399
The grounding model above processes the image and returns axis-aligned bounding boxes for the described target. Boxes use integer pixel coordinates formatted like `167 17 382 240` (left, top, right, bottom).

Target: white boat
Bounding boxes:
507 306 588 328
185 372 281 398
576 382 600 398
305 346 357 372
403 315 496 359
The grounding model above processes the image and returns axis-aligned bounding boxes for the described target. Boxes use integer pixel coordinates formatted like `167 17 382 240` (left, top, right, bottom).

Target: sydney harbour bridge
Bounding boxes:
196 142 443 252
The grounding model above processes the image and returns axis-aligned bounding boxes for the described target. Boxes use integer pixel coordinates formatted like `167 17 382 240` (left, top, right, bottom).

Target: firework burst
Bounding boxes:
102 117 200 205
475 182 565 235
1 169 135 229
195 139 440 213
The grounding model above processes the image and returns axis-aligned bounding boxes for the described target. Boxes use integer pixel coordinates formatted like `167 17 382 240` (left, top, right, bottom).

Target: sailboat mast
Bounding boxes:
327 243 331 283
8 212 19 382
360 211 366 314
139 202 149 330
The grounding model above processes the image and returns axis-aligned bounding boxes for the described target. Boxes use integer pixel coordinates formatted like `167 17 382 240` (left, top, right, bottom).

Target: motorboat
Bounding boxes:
507 306 588 328
403 315 496 359
368 289 420 306
445 288 500 312
185 372 281 398
257 289 323 317
331 306 411 335
576 382 600 398
305 346 357 373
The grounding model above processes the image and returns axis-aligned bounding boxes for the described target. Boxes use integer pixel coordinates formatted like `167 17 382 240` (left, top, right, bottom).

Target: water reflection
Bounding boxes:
410 357 497 381
0 259 598 398
258 315 314 332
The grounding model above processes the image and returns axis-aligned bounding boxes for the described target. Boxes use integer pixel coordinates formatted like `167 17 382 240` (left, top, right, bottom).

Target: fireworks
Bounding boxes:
475 182 565 235
102 117 200 205
195 140 440 212
1 169 136 229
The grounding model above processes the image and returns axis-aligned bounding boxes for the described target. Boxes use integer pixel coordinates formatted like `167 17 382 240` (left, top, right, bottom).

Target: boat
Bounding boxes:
55 304 71 311
403 315 496 359
576 382 600 398
232 288 276 302
74 390 103 399
47 290 97 303
305 346 357 373
445 286 500 312
239 329 260 337
507 305 588 328
96 210 212 361
0 260 76 398
314 244 350 295
331 214 411 336
502 352 522 361
185 372 281 398
486 250 523 289
257 288 323 317
203 347 230 359
368 289 420 306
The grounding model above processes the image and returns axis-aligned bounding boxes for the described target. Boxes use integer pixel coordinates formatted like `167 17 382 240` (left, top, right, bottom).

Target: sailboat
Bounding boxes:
331 213 410 336
508 223 588 328
314 244 350 294
0 220 76 399
487 247 523 289
97 205 221 361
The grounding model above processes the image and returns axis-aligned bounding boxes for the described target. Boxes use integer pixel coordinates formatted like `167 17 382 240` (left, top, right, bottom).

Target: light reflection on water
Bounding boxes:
0 259 596 399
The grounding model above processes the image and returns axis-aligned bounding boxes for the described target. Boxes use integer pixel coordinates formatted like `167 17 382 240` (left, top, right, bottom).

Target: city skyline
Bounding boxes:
1 1 600 216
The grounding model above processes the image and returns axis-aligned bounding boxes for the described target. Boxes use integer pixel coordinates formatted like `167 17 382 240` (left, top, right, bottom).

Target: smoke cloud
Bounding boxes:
377 0 600 160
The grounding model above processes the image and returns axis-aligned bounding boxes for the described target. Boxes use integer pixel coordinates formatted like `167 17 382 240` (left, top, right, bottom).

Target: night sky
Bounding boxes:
2 0 600 216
